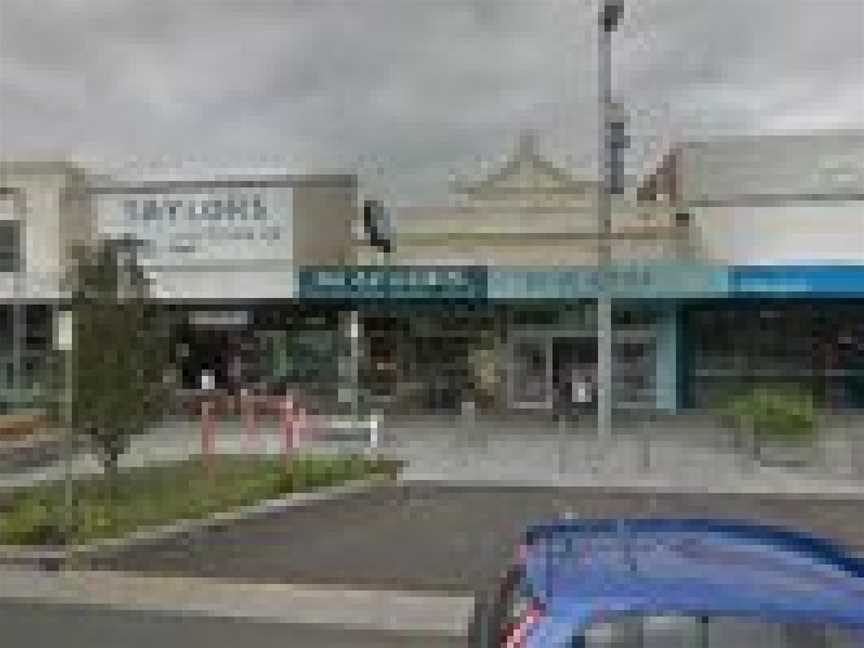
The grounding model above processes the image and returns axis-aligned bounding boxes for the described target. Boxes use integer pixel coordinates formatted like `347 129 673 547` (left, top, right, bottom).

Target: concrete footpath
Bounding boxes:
380 414 864 496
0 415 377 491
1 413 863 496
0 566 474 638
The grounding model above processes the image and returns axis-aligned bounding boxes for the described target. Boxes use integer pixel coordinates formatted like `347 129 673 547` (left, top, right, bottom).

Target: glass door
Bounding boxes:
510 338 552 409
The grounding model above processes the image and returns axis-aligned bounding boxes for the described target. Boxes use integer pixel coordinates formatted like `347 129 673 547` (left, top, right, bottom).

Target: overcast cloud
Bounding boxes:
1 0 861 203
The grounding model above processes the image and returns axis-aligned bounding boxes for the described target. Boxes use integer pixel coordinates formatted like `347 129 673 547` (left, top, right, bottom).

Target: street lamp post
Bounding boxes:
596 0 624 450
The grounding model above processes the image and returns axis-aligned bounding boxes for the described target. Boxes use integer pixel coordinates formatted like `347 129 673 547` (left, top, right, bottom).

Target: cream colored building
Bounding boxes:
357 133 697 267
350 134 697 414
0 161 97 412
0 160 359 409
0 161 96 302
639 129 864 265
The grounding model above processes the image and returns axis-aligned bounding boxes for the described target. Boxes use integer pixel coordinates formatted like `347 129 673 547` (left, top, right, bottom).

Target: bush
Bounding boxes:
722 385 816 441
0 496 63 545
278 455 401 492
75 500 117 541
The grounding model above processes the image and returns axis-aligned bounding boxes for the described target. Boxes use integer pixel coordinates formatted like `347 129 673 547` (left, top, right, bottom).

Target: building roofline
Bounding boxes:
86 173 357 194
0 160 89 177
669 128 864 152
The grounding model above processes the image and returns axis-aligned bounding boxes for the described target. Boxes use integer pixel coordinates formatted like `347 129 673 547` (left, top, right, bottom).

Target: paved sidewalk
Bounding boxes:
2 413 863 496
378 413 864 496
0 567 473 637
0 415 373 491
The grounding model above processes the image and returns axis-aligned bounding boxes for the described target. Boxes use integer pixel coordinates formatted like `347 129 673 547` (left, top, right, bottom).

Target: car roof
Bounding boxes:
521 518 864 635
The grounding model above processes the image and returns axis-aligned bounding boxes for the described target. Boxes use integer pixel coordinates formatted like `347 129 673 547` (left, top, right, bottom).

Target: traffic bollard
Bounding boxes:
201 399 215 475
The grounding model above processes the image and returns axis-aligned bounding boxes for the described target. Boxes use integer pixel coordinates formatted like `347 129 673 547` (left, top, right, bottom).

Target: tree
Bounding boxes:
66 238 170 490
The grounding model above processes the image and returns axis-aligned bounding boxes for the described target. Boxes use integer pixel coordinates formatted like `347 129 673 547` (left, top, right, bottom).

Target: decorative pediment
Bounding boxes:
453 131 595 197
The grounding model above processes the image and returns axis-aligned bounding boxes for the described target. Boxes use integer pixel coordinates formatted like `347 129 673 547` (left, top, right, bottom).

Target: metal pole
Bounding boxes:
339 310 362 422
596 2 621 451
350 310 361 422
54 306 75 554
12 273 22 413
63 339 73 550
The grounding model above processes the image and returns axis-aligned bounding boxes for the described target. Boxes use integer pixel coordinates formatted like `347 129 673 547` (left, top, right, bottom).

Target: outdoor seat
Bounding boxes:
0 411 47 439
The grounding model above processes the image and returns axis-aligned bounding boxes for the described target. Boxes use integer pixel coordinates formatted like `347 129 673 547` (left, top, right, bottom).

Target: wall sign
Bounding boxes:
730 266 864 296
95 188 294 266
487 264 730 300
299 266 487 300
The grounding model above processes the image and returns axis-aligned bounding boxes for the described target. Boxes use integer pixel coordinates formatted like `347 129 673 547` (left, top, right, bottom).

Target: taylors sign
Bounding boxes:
96 188 293 263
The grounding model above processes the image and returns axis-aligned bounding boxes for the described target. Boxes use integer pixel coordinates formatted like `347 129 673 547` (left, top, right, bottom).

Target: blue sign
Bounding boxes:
299 266 486 300
298 264 864 302
487 264 730 299
731 266 864 296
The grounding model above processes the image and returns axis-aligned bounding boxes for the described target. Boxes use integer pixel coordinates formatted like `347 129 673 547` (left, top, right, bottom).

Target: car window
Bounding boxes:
581 614 861 647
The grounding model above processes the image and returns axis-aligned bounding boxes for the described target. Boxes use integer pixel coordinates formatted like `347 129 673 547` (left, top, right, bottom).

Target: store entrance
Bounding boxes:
552 337 597 413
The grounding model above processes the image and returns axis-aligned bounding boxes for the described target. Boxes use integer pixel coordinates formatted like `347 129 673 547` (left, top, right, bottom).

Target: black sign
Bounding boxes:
299 266 487 301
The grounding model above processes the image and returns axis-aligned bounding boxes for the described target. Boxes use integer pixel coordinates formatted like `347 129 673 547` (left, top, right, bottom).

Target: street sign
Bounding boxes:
54 310 73 351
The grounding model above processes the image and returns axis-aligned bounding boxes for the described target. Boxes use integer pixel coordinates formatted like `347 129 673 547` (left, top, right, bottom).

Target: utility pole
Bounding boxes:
596 0 625 450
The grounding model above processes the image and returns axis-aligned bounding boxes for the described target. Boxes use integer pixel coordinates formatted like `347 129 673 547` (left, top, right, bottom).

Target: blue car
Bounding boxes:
471 518 864 647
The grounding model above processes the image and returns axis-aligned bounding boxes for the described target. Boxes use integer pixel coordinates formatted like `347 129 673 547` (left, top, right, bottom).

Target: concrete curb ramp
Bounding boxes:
0 567 474 637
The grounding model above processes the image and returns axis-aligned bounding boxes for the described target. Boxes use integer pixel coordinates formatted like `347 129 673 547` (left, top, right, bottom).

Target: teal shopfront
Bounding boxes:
299 266 491 412
485 264 729 413
298 264 731 414
295 263 864 414
681 266 864 410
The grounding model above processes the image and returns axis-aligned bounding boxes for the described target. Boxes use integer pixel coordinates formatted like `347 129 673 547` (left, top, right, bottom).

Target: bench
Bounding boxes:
0 412 48 439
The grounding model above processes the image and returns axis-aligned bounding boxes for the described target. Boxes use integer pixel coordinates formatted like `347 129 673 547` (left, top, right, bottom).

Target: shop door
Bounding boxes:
510 339 551 409
553 338 597 412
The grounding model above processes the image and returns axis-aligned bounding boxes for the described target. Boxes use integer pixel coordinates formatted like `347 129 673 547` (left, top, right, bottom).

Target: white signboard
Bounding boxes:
95 188 294 266
54 310 74 351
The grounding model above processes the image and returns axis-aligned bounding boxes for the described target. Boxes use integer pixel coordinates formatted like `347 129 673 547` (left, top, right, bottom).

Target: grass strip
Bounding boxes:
0 454 402 546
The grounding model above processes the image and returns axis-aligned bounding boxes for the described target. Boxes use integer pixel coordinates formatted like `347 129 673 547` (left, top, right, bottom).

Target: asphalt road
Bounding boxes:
94 484 864 593
0 600 463 648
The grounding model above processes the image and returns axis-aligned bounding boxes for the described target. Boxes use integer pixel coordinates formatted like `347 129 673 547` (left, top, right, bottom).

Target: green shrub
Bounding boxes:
722 385 816 440
0 496 63 545
278 455 400 493
74 500 117 541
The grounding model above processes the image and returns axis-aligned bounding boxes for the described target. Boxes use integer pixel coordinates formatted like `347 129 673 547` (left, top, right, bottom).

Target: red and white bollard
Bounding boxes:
280 395 296 462
295 407 307 449
201 399 216 474
241 389 258 451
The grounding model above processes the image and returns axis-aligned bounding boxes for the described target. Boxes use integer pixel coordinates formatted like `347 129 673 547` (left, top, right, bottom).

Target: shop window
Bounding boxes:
0 221 21 273
512 310 559 327
613 308 656 328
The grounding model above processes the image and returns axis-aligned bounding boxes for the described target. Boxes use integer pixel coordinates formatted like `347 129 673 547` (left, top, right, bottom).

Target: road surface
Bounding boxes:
95 484 864 592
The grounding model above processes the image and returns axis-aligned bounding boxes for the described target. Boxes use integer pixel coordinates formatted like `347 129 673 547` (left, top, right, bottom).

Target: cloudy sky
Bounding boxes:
1 0 861 203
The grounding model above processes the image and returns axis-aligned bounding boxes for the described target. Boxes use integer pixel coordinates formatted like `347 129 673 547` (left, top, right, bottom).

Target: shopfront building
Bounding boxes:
88 173 356 398
298 263 735 415
683 267 864 410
